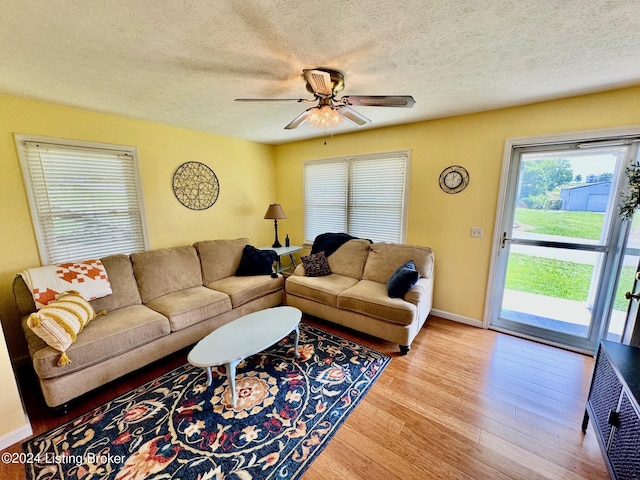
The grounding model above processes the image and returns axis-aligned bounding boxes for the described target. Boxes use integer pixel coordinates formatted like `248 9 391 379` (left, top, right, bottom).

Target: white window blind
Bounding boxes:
348 155 407 242
304 151 408 244
304 160 348 241
17 137 149 264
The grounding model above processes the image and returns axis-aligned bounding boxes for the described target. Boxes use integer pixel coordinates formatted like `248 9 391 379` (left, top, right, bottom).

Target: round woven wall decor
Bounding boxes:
172 161 220 210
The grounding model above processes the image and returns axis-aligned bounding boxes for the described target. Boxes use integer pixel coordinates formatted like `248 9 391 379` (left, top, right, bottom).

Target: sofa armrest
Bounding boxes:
13 275 36 316
292 264 306 277
404 277 433 307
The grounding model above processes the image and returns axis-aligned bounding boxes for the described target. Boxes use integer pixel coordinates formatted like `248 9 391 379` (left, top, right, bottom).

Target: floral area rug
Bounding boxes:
24 323 390 480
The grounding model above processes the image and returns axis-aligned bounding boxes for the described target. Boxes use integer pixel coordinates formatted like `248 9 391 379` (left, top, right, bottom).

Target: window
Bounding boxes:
304 151 409 244
16 135 149 264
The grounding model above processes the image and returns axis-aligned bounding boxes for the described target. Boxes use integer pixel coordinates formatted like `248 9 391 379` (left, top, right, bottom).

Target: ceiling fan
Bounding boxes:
235 68 415 130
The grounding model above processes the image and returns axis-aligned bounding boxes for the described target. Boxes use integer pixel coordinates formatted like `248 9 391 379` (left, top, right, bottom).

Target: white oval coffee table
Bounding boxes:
187 306 302 407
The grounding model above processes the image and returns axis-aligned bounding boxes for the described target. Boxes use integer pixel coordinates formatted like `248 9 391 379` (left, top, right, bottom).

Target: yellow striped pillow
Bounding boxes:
27 291 96 366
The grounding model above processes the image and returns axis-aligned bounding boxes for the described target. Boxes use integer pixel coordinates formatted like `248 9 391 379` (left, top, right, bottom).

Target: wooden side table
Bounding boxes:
259 245 302 275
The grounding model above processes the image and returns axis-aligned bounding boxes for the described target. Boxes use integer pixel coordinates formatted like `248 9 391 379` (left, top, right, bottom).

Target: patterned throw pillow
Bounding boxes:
236 245 277 276
387 260 419 298
26 291 97 366
301 251 332 277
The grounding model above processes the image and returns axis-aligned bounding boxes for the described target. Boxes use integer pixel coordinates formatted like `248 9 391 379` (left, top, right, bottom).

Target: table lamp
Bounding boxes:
264 203 287 248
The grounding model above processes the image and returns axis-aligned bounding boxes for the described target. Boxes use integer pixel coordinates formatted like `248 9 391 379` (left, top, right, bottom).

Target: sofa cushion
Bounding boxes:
301 251 332 277
144 286 232 331
26 291 97 366
194 238 250 284
387 260 419 298
90 254 142 312
131 246 203 303
337 280 417 326
236 245 277 276
286 274 359 307
326 239 371 279
27 304 170 379
362 243 434 284
207 275 284 308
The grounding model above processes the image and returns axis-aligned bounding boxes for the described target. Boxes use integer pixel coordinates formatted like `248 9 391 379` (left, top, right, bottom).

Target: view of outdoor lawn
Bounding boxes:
507 208 637 312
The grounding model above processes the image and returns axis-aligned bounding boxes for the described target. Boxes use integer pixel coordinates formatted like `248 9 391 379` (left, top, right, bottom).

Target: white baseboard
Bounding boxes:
430 309 484 328
0 420 32 450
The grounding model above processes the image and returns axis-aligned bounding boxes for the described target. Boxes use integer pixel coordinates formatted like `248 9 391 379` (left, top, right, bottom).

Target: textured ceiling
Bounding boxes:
1 1 640 145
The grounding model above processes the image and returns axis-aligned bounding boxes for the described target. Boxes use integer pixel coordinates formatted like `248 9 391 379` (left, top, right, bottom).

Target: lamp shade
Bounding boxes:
264 203 287 219
306 105 343 129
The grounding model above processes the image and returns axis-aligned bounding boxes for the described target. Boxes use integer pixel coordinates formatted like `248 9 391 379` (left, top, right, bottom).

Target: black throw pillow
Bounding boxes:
236 245 277 276
387 260 419 298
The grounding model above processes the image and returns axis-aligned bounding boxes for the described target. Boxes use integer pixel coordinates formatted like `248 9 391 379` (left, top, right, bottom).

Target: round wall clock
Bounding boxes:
172 161 220 210
439 165 470 194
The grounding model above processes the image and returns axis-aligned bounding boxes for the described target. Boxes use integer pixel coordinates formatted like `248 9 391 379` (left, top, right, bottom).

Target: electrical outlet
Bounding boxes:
470 227 483 238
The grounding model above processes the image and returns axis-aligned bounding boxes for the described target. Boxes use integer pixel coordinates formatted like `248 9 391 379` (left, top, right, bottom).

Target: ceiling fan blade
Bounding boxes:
235 98 311 103
341 95 415 108
303 69 333 97
337 105 370 126
284 110 310 130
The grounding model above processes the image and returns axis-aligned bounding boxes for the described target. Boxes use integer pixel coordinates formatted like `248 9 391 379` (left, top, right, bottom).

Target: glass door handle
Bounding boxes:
625 291 640 301
501 232 511 248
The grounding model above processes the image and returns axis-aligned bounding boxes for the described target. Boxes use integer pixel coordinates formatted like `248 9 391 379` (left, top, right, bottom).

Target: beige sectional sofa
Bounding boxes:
13 238 284 409
285 240 435 354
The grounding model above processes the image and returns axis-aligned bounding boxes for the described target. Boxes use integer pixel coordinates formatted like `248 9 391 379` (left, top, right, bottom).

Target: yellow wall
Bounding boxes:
0 93 278 360
2 87 640 363
274 86 640 323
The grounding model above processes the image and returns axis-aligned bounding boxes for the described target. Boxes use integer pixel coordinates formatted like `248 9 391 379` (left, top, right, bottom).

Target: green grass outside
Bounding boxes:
509 208 633 311
514 208 604 240
505 253 633 311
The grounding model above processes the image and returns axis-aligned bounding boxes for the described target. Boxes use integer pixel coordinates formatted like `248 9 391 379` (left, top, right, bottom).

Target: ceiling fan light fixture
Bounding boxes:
306 105 343 129
236 67 414 132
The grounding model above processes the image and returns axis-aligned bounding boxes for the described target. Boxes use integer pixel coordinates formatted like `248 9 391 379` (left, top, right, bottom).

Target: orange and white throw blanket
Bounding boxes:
20 259 112 309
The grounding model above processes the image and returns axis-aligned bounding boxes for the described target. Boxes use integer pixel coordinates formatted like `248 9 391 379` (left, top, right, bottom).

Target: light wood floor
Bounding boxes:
1 316 609 480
